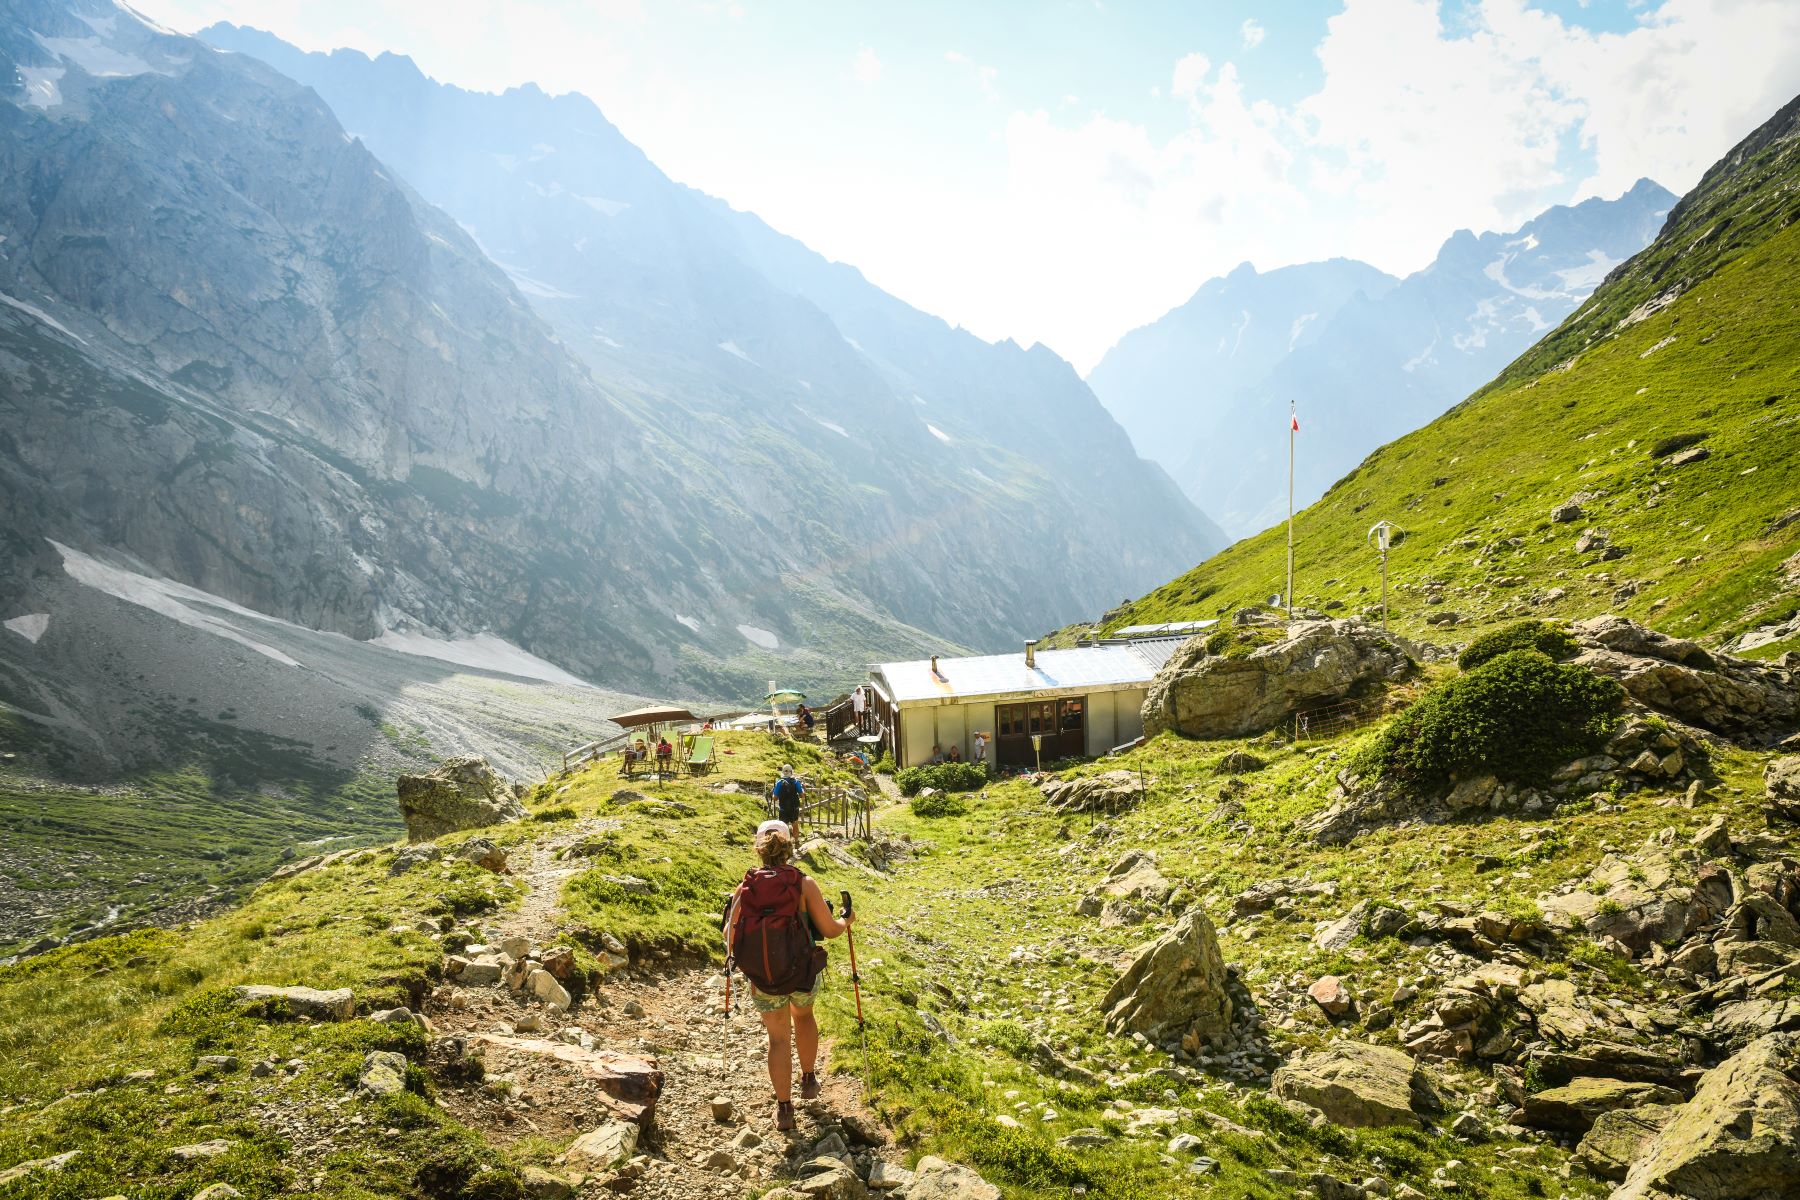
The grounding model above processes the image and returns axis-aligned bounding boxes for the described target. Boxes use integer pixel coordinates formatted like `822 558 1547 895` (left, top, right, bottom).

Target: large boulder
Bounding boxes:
1577 1105 1679 1181
1270 1041 1444 1129
906 1158 1001 1200
1612 1032 1800 1200
1141 618 1413 740
1101 910 1233 1048
396 755 527 843
1040 770 1144 814
232 984 354 1021
1571 616 1798 745
1521 1077 1683 1134
1766 757 1800 822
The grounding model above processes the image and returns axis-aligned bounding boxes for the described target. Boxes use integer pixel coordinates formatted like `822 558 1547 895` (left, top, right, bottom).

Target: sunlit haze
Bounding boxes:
132 0 1800 370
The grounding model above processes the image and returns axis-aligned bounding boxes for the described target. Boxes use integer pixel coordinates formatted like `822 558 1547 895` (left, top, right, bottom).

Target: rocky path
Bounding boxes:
422 819 902 1198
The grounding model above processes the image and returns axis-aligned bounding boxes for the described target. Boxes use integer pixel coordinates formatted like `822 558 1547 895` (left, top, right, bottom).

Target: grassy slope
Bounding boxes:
1094 99 1800 652
0 717 1785 1200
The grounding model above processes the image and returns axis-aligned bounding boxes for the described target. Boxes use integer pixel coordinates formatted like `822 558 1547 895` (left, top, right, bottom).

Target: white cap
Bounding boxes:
756 819 792 839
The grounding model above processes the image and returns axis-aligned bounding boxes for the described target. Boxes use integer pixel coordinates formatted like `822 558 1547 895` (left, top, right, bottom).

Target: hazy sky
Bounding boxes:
135 0 1800 372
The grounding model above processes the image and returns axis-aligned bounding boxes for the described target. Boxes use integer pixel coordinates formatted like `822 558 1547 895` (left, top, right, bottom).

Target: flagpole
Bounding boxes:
1287 400 1295 620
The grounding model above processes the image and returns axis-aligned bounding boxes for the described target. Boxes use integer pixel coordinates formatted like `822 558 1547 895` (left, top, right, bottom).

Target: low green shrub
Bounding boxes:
1354 649 1622 793
1457 619 1580 670
911 792 970 818
871 752 897 775
895 761 987 797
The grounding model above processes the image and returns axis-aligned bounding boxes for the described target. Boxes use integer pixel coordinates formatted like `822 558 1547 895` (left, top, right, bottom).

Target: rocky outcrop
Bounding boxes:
906 1157 1002 1200
1040 770 1145 814
396 757 527 843
1522 1077 1683 1134
1571 616 1798 745
1270 1041 1444 1128
1306 714 1705 845
1611 1033 1800 1200
1141 617 1413 740
231 984 355 1021
1766 757 1800 823
1577 1105 1678 1181
1101 910 1233 1048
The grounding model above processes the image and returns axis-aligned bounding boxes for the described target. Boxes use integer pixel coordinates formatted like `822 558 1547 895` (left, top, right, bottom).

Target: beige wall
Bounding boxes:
898 690 1143 767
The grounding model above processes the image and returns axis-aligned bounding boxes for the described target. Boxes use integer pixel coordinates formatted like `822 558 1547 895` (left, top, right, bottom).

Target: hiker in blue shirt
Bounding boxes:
772 764 803 828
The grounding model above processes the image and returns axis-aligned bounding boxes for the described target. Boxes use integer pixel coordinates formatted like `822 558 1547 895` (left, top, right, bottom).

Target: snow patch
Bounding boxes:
1555 249 1621 294
844 336 863 353
718 340 754 363
811 416 849 438
578 195 629 216
0 293 86 344
675 614 702 634
4 613 50 644
926 424 953 444
35 34 157 77
1509 233 1540 251
370 629 590 686
1229 310 1251 358
19 66 64 107
1288 312 1317 350
911 393 926 405
1401 337 1439 374
52 542 302 667
737 624 779 651
504 269 578 300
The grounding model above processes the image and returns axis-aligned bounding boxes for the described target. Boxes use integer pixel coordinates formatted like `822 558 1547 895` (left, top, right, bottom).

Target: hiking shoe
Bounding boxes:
800 1072 820 1100
776 1099 796 1131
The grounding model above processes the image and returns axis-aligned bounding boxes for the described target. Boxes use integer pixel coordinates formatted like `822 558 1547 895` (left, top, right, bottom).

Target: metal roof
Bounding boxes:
1112 619 1218 638
874 638 1185 705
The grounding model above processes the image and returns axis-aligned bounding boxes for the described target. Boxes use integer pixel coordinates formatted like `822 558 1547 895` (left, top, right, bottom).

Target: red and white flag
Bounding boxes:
1291 412 1300 432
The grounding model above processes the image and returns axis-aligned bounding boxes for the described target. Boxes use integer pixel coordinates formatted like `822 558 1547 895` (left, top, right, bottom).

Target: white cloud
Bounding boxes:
852 45 881 86
1240 18 1265 50
946 48 997 97
1170 51 1210 100
957 0 1800 369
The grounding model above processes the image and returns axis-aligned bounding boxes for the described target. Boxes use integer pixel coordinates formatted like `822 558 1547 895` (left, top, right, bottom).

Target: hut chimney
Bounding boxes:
1025 639 1037 669
930 654 940 678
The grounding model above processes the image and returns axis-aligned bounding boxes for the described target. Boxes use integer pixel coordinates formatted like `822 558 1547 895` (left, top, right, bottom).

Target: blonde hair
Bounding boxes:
755 824 793 867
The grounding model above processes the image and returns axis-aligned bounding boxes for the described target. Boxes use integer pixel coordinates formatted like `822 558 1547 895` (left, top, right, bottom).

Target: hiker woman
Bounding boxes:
724 820 853 1131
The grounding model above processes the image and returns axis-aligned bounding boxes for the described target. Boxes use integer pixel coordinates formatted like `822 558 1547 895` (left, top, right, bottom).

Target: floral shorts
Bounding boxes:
749 981 819 1013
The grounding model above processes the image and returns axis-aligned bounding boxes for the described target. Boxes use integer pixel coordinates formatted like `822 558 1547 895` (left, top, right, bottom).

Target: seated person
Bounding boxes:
929 743 944 765
946 743 962 762
656 736 673 761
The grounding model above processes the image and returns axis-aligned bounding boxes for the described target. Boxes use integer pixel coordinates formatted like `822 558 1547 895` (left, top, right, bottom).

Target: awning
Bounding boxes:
764 689 806 704
607 705 699 729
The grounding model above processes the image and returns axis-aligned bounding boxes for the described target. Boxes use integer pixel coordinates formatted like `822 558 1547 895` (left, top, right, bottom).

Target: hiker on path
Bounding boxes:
724 820 853 1130
772 763 804 828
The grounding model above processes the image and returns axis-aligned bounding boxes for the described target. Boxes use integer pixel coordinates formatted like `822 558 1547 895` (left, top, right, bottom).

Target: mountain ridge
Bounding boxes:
1089 179 1675 537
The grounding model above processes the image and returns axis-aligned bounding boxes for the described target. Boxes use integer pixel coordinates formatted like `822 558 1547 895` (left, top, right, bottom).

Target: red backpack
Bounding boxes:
731 865 826 995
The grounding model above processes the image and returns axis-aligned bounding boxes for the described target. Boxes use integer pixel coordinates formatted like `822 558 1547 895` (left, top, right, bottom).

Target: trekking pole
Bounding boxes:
840 891 870 1081
721 954 734 1076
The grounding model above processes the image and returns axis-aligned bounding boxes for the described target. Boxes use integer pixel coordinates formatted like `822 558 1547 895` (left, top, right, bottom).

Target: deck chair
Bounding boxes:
686 735 715 775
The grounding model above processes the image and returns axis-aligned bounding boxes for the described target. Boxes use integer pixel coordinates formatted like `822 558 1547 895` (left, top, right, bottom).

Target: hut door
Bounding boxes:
995 701 1056 768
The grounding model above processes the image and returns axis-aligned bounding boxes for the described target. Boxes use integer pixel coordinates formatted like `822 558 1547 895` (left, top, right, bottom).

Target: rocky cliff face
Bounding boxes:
0 0 970 711
195 24 1224 655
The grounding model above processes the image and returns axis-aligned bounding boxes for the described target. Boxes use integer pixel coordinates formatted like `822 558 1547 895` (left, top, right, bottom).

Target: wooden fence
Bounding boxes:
768 780 872 841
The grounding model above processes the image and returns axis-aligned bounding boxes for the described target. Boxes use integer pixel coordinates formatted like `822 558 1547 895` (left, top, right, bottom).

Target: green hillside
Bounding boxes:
1100 95 1800 657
